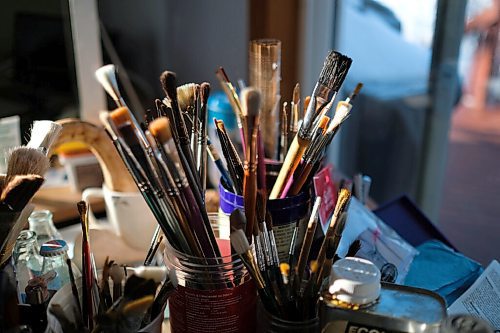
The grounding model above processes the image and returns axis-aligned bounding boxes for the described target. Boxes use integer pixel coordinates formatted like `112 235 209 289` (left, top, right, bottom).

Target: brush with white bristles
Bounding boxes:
27 120 62 155
241 87 262 241
95 64 125 107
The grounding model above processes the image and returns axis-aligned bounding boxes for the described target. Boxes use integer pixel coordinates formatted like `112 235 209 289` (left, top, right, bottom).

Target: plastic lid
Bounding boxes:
329 257 381 305
40 239 68 257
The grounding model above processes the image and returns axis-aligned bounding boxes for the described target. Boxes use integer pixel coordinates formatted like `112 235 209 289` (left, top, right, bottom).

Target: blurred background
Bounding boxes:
0 0 498 265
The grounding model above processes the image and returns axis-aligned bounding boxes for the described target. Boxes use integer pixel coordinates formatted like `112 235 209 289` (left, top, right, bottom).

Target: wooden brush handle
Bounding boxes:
269 135 309 199
50 119 136 192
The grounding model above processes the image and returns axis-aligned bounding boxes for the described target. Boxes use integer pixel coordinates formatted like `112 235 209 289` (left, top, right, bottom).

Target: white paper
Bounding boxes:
0 115 21 173
448 260 500 330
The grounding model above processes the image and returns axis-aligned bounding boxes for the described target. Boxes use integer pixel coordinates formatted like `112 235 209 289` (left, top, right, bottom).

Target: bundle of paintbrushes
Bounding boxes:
0 121 61 266
96 65 221 261
49 209 177 333
230 188 358 321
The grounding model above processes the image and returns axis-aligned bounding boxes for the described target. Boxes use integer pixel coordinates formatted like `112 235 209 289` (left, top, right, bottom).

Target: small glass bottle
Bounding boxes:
28 210 62 248
40 240 80 291
13 230 43 303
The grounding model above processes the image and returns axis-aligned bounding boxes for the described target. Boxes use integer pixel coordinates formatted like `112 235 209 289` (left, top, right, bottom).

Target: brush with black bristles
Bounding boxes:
95 64 126 107
270 51 352 199
160 71 197 179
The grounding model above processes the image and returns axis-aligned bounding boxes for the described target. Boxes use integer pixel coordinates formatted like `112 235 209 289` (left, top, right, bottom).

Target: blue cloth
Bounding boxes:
405 240 483 305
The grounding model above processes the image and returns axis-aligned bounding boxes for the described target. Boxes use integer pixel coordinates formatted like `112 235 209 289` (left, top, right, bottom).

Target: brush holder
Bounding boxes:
164 213 257 333
256 300 319 333
46 276 165 333
218 179 311 263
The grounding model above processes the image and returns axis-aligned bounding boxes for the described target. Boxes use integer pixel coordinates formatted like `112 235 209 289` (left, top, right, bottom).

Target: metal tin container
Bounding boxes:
319 257 447 333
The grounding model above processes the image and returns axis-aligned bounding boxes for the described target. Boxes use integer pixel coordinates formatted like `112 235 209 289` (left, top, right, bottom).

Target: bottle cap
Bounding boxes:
329 257 381 305
40 239 68 257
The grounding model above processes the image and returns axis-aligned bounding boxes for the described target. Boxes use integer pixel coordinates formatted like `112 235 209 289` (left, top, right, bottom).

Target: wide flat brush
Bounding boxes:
5 147 49 186
270 51 352 199
0 175 44 212
27 120 62 155
241 88 261 241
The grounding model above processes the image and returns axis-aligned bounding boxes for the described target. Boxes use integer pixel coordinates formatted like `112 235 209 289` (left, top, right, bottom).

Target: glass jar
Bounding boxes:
13 230 43 303
40 240 80 291
29 210 62 248
164 213 257 333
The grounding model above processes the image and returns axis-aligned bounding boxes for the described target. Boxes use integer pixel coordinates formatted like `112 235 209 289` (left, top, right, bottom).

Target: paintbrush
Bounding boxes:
95 64 126 107
279 102 289 162
149 118 221 258
151 268 178 317
290 83 301 140
27 120 62 155
198 83 210 194
160 71 197 176
100 113 186 253
206 138 234 191
4 147 49 186
230 229 281 315
66 257 83 319
314 189 351 287
270 51 352 199
241 87 261 241
109 263 125 302
215 67 245 152
214 119 244 194
293 196 321 291
0 175 44 212
77 200 94 330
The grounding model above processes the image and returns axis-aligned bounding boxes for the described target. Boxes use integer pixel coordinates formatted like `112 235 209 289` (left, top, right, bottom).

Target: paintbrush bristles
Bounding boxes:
230 228 251 254
109 107 132 127
95 65 122 104
200 82 211 104
332 189 351 222
6 147 50 183
318 51 352 92
160 71 178 100
177 83 197 111
149 118 172 144
241 88 262 118
27 121 62 154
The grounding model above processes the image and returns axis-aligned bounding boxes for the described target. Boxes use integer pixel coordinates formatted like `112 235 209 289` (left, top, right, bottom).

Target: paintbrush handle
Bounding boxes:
269 135 309 199
243 166 258 240
295 224 317 289
289 162 314 196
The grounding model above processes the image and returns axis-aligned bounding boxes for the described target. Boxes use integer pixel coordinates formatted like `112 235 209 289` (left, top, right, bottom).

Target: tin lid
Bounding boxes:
40 239 68 257
329 257 381 305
